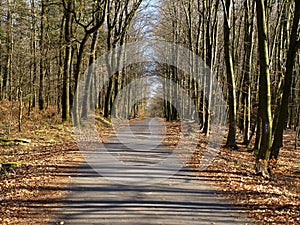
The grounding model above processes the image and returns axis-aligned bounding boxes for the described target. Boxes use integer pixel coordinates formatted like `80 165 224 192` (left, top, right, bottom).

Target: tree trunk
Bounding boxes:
18 87 23 132
223 0 238 149
82 30 99 119
203 0 219 136
29 0 38 111
271 1 300 159
3 0 13 100
72 34 89 126
62 0 73 122
38 0 45 110
255 0 273 177
241 0 254 145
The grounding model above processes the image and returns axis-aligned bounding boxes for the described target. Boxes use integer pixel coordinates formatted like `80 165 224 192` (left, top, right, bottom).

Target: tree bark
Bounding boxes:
241 0 254 145
271 1 300 159
62 0 73 122
103 0 143 118
223 0 238 149
38 0 45 110
81 30 99 119
255 0 273 177
3 0 13 100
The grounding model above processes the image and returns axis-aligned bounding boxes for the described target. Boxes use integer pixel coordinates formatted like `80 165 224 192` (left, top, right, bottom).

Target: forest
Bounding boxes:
0 0 299 224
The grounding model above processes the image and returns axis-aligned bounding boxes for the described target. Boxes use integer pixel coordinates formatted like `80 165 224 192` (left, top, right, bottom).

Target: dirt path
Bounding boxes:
52 118 252 224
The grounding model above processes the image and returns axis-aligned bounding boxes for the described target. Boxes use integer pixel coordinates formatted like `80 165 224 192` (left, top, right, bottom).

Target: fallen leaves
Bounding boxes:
1 106 299 225
0 103 117 225
0 141 82 225
164 122 300 225
0 105 85 224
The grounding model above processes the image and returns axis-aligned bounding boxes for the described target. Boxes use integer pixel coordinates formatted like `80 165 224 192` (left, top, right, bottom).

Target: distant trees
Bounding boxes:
271 0 300 159
0 0 299 176
103 0 143 118
154 0 300 176
0 0 143 123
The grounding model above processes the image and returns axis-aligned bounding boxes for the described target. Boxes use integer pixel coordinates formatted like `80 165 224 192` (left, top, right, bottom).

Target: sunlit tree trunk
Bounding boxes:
81 30 100 119
62 0 73 122
203 0 219 136
223 0 238 149
240 0 254 145
255 0 273 177
271 0 300 160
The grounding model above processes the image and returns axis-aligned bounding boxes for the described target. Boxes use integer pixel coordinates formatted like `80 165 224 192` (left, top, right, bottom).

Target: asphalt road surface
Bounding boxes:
52 118 251 225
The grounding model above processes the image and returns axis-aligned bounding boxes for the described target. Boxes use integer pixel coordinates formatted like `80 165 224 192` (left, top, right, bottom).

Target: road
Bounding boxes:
52 118 251 225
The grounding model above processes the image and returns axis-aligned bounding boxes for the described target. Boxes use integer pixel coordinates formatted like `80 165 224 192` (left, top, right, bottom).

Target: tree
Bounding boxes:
239 0 254 145
255 0 273 177
222 0 238 149
271 0 300 160
38 0 46 110
202 0 220 136
62 0 73 122
103 0 143 118
2 0 13 100
70 0 107 125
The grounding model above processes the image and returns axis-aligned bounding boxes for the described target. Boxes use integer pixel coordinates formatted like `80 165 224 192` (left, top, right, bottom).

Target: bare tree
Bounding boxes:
222 0 238 149
255 0 273 177
271 0 300 160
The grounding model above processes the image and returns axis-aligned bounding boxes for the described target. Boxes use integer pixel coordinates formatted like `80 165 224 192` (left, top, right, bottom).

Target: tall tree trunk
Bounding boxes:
62 0 73 122
223 0 238 149
3 0 13 100
203 0 219 136
241 0 254 145
38 0 45 110
255 0 273 177
29 0 38 112
103 0 142 118
103 1 114 118
57 15 65 115
271 1 300 160
72 34 89 126
81 30 99 119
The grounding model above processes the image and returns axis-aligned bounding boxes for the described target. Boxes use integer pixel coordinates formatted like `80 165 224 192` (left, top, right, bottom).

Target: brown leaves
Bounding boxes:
0 105 84 225
204 140 299 224
164 122 300 225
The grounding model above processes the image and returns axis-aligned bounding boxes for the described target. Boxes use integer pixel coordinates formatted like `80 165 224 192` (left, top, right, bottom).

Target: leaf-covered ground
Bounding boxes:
164 121 300 225
1 104 299 224
0 102 113 224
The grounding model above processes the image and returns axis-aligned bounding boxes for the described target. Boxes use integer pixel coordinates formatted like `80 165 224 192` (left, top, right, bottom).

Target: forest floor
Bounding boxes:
0 102 113 224
0 103 299 224
164 121 300 225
